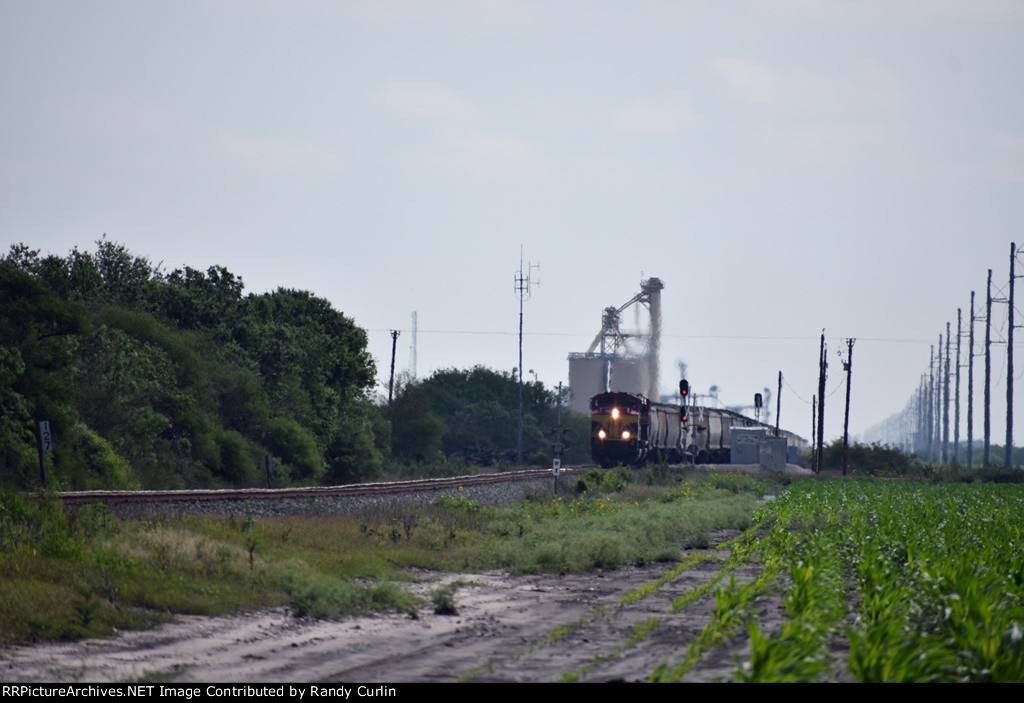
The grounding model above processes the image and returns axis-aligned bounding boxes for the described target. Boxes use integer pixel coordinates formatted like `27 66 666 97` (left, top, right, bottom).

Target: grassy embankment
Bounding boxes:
0 468 782 646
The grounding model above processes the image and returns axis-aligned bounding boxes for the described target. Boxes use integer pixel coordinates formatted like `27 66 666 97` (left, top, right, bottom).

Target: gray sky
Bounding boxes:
3 1 1022 444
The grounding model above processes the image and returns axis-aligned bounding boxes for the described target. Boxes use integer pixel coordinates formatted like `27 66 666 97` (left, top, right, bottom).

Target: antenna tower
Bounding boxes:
410 311 418 380
514 247 539 464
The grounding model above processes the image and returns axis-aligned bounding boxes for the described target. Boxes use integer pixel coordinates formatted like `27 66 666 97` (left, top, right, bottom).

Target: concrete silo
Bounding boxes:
567 277 664 414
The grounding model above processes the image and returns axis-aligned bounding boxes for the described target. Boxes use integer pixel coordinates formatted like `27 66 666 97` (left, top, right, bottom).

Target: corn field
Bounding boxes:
655 480 1024 682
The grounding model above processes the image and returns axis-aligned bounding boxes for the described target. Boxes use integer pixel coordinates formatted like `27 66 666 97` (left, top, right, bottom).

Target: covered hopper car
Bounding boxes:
590 391 807 467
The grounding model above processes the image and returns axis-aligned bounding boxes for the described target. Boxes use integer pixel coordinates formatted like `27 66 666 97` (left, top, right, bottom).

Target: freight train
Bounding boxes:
589 391 807 467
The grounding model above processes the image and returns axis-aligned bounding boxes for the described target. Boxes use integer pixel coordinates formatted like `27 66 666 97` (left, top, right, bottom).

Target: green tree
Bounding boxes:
323 399 387 484
0 260 86 486
157 265 244 332
0 345 36 482
415 366 580 464
387 385 446 463
2 241 383 490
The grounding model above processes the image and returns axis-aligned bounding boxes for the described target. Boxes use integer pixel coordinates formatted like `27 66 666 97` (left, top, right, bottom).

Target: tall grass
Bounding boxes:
0 471 781 647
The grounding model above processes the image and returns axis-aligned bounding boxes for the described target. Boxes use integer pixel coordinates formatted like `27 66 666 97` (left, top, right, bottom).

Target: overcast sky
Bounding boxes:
3 1 1022 445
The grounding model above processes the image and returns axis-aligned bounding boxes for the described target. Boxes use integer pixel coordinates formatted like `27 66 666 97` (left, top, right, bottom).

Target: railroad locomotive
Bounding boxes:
590 391 806 467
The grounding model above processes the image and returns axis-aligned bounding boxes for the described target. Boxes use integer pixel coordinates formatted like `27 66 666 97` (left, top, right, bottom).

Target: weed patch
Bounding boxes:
0 471 788 647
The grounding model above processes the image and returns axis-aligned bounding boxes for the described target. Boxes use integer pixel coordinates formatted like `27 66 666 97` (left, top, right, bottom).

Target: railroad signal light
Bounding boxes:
680 379 690 423
754 392 763 409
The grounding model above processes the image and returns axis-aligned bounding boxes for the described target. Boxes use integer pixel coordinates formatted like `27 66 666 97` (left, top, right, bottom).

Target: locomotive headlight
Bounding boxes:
598 429 607 439
621 430 630 440
611 408 620 420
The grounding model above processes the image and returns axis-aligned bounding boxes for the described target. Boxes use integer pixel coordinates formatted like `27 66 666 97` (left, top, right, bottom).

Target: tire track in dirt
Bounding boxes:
2 533 782 683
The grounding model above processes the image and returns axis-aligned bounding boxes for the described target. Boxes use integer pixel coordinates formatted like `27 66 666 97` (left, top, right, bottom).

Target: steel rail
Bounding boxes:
57 467 587 507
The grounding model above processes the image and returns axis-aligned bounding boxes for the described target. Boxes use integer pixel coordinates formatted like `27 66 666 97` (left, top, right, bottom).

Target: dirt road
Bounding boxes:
2 530 783 684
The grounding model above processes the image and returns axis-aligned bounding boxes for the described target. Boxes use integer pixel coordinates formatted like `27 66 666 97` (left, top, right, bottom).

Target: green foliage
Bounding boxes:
238 288 374 435
488 487 759 573
265 417 325 484
0 472 787 647
3 492 85 559
434 493 481 512
2 240 382 490
395 366 591 467
158 265 244 331
72 326 175 457
972 466 1024 483
574 467 631 494
323 399 386 484
0 259 86 486
820 440 920 476
282 567 418 619
59 424 138 490
704 471 778 496
386 385 446 463
5 239 599 489
209 361 269 438
747 480 1024 683
431 580 467 615
737 620 831 683
0 347 37 482
639 458 672 485
213 429 263 486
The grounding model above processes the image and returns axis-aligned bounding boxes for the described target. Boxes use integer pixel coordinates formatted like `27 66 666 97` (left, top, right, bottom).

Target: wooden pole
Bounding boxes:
842 339 854 476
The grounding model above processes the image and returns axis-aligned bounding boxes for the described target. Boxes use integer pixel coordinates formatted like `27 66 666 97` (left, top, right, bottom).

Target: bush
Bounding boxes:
36 493 83 559
281 564 417 619
264 417 324 485
216 430 263 486
57 424 137 490
974 466 1024 484
434 493 480 512
575 467 631 495
821 440 919 476
431 580 466 615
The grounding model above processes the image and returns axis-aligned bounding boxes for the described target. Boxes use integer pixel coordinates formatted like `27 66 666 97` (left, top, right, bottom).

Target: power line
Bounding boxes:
782 374 815 405
369 328 937 344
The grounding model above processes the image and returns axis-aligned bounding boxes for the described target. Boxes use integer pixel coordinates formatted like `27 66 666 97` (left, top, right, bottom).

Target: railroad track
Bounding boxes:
58 466 591 517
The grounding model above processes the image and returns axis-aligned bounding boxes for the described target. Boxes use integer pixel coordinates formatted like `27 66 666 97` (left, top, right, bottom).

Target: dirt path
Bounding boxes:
1 530 792 684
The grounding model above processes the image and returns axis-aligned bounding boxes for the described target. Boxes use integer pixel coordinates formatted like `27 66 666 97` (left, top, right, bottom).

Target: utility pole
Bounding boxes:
925 374 931 457
936 334 944 463
955 308 961 464
943 323 950 464
928 344 935 463
968 291 976 467
811 395 817 470
1007 243 1017 468
985 269 992 466
775 370 782 437
388 330 400 404
410 311 418 380
514 249 538 465
921 375 928 455
841 338 855 476
816 330 827 473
